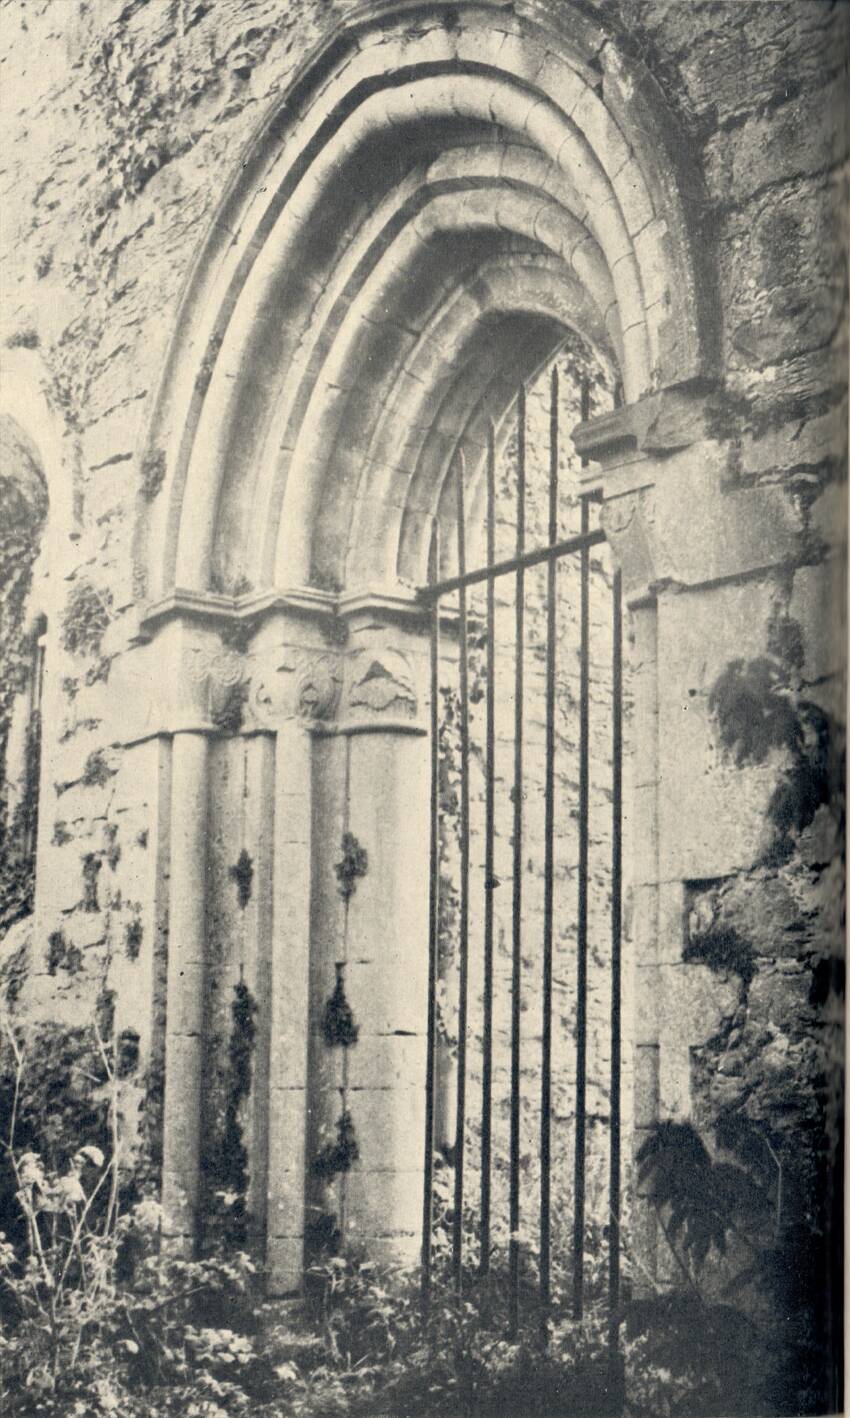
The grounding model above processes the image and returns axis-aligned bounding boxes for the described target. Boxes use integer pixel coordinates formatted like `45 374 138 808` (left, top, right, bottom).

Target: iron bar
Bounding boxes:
540 364 559 1318
421 523 441 1316
581 376 591 434
509 384 526 1338
418 527 605 601
453 451 471 1291
573 492 590 1320
480 420 496 1277
608 566 624 1372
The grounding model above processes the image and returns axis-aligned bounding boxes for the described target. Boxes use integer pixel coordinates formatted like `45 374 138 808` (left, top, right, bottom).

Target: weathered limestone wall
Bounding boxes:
0 0 845 1323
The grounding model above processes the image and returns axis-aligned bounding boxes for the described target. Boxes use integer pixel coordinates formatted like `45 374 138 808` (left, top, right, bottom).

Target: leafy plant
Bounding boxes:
709 654 845 864
636 1121 772 1277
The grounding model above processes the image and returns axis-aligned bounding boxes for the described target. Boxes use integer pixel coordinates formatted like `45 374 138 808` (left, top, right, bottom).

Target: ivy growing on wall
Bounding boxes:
200 979 258 1248
0 444 47 932
322 962 359 1048
228 849 253 909
334 832 368 901
709 632 844 865
311 1110 360 1181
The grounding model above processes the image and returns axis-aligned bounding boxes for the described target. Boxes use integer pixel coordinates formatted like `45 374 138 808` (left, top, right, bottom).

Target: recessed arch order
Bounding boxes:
139 0 717 606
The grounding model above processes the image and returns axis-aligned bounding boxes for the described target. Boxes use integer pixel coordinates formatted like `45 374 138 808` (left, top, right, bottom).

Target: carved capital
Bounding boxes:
249 648 342 729
294 653 343 721
186 645 248 727
344 647 418 722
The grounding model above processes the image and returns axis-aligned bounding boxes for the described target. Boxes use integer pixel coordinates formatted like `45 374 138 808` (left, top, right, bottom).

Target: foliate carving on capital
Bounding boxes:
249 648 342 728
602 496 638 537
185 645 249 726
346 648 417 718
293 653 342 721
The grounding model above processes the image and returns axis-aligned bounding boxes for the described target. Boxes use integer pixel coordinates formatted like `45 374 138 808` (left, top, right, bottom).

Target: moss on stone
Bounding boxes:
139 446 166 501
61 581 111 659
81 749 114 788
334 832 368 902
82 853 102 912
125 918 143 960
46 928 84 976
321 962 358 1048
228 849 253 909
311 1110 359 1180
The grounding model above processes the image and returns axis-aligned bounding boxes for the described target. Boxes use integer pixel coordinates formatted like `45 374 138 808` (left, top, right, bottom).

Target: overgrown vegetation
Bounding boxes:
199 981 258 1248
0 994 839 1416
635 1118 839 1415
709 635 845 866
0 456 47 932
678 631 845 1414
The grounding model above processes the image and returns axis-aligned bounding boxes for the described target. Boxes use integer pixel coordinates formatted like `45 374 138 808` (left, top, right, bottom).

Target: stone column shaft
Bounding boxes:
266 721 313 1292
241 731 276 1251
161 729 210 1250
342 725 431 1265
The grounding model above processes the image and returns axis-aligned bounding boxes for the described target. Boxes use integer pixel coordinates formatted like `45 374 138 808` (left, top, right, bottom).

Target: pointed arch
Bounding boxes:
138 0 717 604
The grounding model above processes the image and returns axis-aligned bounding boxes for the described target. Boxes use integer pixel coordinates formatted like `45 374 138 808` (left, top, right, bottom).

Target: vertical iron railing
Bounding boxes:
453 453 472 1291
608 566 624 1385
480 421 497 1277
421 525 441 1316
573 375 592 1320
572 488 590 1320
508 385 526 1338
539 365 559 1319
419 367 623 1400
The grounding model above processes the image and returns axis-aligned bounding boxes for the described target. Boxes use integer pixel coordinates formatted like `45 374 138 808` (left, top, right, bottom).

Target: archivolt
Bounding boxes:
140 1 716 601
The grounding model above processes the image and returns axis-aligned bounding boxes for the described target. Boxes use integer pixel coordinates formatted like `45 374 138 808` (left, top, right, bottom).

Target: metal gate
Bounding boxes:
418 367 624 1384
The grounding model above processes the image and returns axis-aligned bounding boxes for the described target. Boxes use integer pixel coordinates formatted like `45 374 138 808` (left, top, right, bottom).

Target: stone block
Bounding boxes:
165 961 205 1035
267 1088 307 1176
656 453 806 586
344 1167 424 1238
789 559 846 684
627 782 658 887
741 401 847 481
345 957 425 1038
655 581 783 879
267 1170 307 1239
633 1044 660 1128
633 967 660 1047
346 1086 425 1174
658 962 742 1060
628 882 659 973
345 1032 427 1091
266 1236 304 1295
